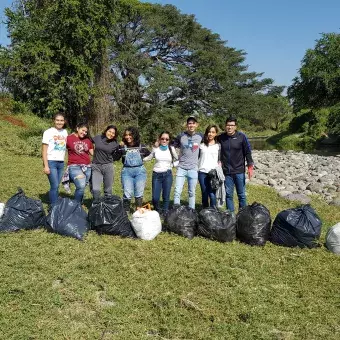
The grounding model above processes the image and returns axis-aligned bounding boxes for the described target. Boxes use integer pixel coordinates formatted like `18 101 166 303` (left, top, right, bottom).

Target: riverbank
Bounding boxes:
250 150 340 205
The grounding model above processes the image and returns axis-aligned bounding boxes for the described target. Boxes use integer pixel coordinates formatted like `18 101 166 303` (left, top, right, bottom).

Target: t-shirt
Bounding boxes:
66 134 93 165
92 134 120 164
173 132 203 170
198 143 220 173
42 127 68 161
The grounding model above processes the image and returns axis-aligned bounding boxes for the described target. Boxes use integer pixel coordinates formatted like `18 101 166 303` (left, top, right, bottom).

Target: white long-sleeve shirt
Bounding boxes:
143 146 178 173
198 143 220 173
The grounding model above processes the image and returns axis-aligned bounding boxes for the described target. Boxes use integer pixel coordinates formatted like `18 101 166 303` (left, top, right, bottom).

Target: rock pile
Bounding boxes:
250 150 340 205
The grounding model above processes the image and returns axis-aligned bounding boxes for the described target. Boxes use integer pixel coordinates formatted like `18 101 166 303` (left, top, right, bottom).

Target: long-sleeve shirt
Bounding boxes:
218 131 254 175
118 144 151 167
143 146 178 173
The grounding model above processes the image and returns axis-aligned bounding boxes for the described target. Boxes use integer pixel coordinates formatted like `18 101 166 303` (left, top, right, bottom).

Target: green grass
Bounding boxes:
1 116 340 339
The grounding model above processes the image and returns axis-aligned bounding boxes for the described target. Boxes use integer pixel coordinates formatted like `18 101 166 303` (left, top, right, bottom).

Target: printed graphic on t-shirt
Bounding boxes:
52 135 66 151
184 139 199 152
73 141 89 154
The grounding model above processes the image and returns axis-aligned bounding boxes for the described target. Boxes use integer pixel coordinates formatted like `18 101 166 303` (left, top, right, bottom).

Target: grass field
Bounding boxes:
0 115 340 339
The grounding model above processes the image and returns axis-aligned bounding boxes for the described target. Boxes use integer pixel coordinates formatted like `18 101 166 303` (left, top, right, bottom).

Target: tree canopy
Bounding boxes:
0 0 289 138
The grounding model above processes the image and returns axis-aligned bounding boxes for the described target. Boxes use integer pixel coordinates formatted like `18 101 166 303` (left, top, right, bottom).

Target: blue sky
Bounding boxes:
1 0 339 88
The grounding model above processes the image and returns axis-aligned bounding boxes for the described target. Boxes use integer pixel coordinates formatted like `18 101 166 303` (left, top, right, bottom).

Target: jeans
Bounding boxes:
47 160 64 205
198 171 217 208
225 173 246 212
69 165 92 202
173 167 198 209
152 170 173 212
121 166 147 200
91 163 114 200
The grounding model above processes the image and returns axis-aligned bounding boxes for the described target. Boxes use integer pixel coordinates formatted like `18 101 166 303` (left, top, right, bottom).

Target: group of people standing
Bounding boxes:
42 113 254 215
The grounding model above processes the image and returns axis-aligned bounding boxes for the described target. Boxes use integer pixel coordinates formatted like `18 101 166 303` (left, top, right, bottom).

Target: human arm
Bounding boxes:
143 148 155 162
140 145 151 159
242 134 254 179
42 144 50 174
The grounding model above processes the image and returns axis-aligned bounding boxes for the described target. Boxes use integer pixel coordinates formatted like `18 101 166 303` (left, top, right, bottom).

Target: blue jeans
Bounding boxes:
121 166 147 199
152 170 173 212
198 171 217 208
225 173 246 212
47 160 64 205
173 167 198 209
69 165 92 202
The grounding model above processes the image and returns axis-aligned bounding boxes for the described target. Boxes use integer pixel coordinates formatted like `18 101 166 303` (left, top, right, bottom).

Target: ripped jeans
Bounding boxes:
69 165 92 203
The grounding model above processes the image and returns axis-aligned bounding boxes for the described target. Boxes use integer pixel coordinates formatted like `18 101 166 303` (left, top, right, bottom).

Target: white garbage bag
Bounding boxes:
325 223 340 255
0 203 5 219
131 207 162 240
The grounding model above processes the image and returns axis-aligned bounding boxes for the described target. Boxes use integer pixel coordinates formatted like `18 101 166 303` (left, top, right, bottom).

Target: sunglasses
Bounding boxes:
160 138 169 141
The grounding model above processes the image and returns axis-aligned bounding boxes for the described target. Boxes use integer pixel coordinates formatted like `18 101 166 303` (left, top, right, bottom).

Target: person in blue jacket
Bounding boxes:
218 116 254 212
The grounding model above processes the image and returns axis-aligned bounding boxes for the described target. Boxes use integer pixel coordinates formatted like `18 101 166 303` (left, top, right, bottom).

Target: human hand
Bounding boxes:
247 165 254 180
43 166 50 175
154 140 159 148
119 141 125 147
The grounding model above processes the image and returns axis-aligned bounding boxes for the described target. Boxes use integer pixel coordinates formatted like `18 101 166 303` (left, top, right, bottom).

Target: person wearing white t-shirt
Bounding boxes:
144 131 178 215
198 125 220 208
42 112 68 205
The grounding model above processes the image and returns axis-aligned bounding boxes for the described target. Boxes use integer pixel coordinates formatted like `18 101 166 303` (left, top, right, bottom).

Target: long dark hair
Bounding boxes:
203 125 219 146
158 130 172 141
102 125 118 142
122 126 140 147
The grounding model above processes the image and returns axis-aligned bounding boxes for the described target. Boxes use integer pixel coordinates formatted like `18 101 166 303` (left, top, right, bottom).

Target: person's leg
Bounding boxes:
102 163 114 196
198 171 209 208
152 171 162 212
134 166 147 207
162 170 173 212
91 164 103 200
234 172 247 209
121 167 134 212
173 167 186 206
47 160 61 205
187 169 198 209
205 174 217 208
225 175 235 212
69 165 87 203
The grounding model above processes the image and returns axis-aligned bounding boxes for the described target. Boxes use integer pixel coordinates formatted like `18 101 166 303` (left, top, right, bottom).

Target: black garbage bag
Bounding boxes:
88 195 136 238
207 169 220 191
236 202 271 246
45 197 89 240
0 188 45 232
198 208 236 242
270 205 322 248
165 205 198 239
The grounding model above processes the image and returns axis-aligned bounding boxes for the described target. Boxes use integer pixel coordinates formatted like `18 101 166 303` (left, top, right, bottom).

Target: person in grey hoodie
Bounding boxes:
91 125 121 200
172 116 203 209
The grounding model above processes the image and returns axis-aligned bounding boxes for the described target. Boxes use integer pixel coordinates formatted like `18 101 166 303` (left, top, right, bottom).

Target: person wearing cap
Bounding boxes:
217 116 254 212
172 116 203 209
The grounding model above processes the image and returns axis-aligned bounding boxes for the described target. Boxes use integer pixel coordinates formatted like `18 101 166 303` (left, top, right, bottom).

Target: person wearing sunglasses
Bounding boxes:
217 116 254 212
172 116 203 209
143 131 178 216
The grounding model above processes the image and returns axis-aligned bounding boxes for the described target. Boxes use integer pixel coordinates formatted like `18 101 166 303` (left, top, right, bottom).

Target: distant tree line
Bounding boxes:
0 0 290 140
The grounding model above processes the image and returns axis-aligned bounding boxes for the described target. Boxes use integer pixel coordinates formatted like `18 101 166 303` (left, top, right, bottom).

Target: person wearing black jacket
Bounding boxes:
218 117 254 212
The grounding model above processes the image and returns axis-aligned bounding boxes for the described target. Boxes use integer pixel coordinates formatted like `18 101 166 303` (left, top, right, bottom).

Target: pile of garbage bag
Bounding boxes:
45 197 89 240
0 188 45 232
236 202 271 246
198 208 236 242
88 195 136 238
165 205 198 239
270 205 321 248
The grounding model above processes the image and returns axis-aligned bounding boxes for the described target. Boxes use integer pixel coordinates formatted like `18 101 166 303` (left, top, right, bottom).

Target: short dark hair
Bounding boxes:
158 130 171 140
123 126 140 146
225 116 237 125
203 125 219 146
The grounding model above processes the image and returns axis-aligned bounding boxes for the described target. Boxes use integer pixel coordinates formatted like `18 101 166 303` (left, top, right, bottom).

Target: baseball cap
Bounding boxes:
186 115 198 124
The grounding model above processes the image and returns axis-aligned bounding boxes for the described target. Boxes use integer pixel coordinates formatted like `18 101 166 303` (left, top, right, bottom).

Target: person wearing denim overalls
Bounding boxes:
66 122 94 203
119 127 150 212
